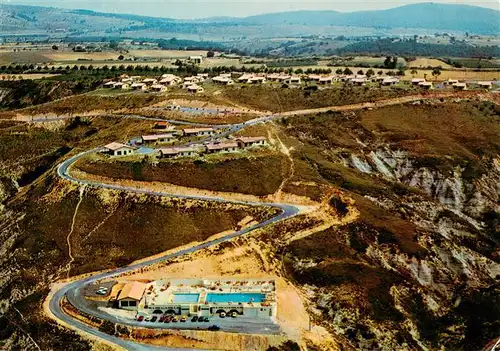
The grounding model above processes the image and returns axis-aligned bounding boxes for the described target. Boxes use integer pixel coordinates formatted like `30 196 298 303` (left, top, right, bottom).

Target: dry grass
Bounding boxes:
74 153 288 196
408 58 453 69
222 85 414 113
360 101 500 160
17 185 271 277
16 93 165 116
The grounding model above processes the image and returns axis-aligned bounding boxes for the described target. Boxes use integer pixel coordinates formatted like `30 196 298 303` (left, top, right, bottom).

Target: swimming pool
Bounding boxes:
172 293 200 303
205 293 265 303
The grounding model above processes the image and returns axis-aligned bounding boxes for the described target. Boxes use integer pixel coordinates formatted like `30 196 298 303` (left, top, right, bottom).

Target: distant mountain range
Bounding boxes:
0 3 499 37
229 3 499 34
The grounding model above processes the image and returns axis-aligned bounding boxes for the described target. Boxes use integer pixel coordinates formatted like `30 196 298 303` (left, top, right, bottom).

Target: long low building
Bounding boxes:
183 127 215 137
236 136 267 148
205 141 239 153
116 279 277 319
159 147 199 158
140 133 175 144
102 142 136 157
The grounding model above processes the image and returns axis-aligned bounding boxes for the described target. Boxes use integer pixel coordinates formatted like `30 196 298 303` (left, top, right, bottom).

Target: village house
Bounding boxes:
113 82 130 90
236 136 267 148
477 81 493 89
142 78 158 86
187 84 204 93
182 127 215 137
205 141 239 154
308 74 322 82
351 78 367 86
419 81 433 89
411 78 426 86
117 281 147 310
318 76 333 85
381 77 399 86
131 82 148 91
159 74 182 86
237 74 254 83
444 79 459 86
130 76 142 82
104 81 116 88
102 142 136 157
453 82 467 90
189 56 203 64
154 121 172 130
266 73 281 82
212 76 234 85
140 133 175 144
159 147 199 159
285 76 301 85
249 76 266 84
151 84 167 92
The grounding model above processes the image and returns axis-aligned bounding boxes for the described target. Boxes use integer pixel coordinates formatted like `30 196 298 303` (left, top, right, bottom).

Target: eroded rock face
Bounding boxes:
289 149 499 350
349 148 500 221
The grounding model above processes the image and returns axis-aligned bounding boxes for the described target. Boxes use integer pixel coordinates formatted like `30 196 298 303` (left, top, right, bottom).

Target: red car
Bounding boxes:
136 315 144 322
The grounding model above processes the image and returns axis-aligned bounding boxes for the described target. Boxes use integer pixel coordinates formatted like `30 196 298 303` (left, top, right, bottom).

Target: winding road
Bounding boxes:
48 110 302 351
44 90 491 350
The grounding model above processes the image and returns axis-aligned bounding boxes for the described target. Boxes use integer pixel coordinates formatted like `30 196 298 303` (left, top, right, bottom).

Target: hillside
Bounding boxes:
242 4 500 34
1 3 498 38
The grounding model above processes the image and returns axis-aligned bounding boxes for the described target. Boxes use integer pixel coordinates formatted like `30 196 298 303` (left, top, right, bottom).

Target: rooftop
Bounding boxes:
104 142 134 151
117 281 147 301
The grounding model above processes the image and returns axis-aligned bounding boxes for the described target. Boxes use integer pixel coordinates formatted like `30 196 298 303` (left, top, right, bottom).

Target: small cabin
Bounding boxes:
182 128 215 137
189 56 203 64
237 137 267 148
140 133 175 144
117 282 146 310
159 147 199 159
205 142 239 154
102 142 136 157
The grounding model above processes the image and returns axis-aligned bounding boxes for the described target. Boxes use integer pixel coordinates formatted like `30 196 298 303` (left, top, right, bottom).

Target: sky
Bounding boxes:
3 0 499 19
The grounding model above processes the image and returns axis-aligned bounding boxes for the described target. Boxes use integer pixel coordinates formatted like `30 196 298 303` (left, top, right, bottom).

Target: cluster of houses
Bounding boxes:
410 78 494 90
103 72 496 93
103 73 207 93
101 123 267 159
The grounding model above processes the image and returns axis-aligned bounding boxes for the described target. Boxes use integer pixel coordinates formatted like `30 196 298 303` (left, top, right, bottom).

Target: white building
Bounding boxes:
128 279 277 320
102 142 136 157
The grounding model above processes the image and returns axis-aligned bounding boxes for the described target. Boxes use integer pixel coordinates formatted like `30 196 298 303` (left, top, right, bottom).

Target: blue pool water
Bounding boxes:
173 293 200 303
205 293 265 303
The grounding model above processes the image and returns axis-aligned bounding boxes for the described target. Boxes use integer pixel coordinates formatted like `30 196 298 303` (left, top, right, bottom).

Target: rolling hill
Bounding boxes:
238 3 500 34
0 2 499 37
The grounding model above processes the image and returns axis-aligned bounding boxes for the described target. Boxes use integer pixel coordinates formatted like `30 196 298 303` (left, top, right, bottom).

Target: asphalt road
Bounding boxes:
49 112 300 350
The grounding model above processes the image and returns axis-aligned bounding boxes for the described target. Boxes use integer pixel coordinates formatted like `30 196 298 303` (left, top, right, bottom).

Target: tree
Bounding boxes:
366 69 375 77
431 67 441 81
410 69 418 77
377 70 383 76
51 45 59 51
357 69 364 75
207 50 215 58
118 55 124 60
343 67 353 75
335 68 343 74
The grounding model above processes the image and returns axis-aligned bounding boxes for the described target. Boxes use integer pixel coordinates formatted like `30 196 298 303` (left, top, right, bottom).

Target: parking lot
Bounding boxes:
133 313 281 334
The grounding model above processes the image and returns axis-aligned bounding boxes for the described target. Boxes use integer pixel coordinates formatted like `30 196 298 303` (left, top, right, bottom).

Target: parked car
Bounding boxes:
191 316 198 322
202 317 210 322
219 312 226 318
145 316 151 322
230 311 238 318
136 315 144 322
151 316 157 322
208 325 220 331
172 316 179 322
164 316 172 323
159 315 166 322
180 315 187 322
